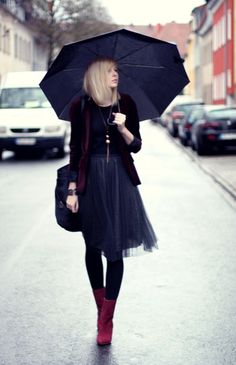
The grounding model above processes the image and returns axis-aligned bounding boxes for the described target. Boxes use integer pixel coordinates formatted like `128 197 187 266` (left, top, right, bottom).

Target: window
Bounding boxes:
2 25 10 54
14 33 18 57
207 108 236 120
227 69 231 88
222 16 226 46
0 23 2 51
227 9 231 40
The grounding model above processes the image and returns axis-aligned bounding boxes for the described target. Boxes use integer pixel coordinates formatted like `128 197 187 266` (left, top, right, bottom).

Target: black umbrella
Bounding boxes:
40 28 189 121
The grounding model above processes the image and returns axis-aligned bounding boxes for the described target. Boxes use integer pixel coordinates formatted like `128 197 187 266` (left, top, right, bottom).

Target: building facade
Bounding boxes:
198 5 213 103
184 29 196 97
0 0 47 84
188 0 235 105
210 0 235 104
234 0 236 100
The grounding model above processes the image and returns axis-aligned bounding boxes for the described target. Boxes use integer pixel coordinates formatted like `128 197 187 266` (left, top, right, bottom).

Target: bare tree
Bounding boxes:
20 0 118 68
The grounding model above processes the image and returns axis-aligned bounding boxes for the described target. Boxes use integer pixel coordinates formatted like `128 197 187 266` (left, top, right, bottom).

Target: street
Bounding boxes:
0 121 236 365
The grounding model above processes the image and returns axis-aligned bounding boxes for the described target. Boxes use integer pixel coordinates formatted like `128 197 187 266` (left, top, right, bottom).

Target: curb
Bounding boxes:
161 126 236 201
189 154 236 201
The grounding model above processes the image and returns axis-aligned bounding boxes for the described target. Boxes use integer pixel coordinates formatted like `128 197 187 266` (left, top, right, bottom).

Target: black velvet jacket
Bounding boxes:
69 94 142 194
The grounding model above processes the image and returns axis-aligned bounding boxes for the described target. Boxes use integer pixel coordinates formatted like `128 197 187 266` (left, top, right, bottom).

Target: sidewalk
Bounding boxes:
160 125 236 201
194 154 236 199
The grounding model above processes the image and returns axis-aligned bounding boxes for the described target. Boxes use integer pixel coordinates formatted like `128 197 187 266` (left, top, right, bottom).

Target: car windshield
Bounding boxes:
189 108 204 122
0 88 50 109
207 109 236 120
177 103 203 113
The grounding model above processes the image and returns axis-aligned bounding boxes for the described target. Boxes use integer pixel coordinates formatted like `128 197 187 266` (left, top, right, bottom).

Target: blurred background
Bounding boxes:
0 0 235 106
1 2 236 364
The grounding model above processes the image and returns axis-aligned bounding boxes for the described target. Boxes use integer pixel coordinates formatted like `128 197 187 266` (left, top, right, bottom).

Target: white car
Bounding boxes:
0 71 70 159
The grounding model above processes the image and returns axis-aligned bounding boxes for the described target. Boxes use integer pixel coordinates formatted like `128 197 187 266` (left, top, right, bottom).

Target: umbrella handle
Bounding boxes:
107 98 121 126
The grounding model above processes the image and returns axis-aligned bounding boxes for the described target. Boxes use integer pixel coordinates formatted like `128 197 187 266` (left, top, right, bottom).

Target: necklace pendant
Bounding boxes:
106 131 110 144
98 105 112 162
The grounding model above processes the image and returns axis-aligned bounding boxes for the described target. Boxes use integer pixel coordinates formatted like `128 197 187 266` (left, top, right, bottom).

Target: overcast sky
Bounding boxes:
100 0 206 25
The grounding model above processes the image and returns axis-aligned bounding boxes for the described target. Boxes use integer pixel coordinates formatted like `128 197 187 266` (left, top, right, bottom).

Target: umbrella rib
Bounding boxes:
80 41 154 65
120 63 188 80
62 65 165 71
75 45 105 59
78 33 122 61
59 86 83 119
120 64 165 69
115 41 163 63
62 64 187 80
112 33 119 61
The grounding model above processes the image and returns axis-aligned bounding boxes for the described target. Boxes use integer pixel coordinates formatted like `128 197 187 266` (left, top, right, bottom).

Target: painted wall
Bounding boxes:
212 0 234 104
0 6 47 85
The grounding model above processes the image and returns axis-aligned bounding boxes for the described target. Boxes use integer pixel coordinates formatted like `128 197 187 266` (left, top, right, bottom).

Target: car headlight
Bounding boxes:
45 125 61 132
0 126 7 133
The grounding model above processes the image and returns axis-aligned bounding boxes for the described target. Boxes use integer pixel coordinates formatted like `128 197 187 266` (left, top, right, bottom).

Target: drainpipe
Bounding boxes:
224 0 228 105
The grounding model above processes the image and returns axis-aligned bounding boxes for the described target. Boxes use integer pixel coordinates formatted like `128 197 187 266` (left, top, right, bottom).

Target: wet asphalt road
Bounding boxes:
0 122 236 365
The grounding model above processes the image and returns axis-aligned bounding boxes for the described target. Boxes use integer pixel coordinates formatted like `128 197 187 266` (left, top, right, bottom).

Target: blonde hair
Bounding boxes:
83 58 118 106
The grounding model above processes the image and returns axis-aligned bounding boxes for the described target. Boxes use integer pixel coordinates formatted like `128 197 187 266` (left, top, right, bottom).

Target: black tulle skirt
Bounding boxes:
79 155 158 261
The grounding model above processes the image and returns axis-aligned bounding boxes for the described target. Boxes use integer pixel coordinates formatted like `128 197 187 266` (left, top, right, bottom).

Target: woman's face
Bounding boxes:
106 64 119 89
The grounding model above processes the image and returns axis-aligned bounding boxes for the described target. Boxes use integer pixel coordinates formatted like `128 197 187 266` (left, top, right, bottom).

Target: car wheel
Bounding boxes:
180 137 187 146
195 139 206 156
167 124 172 135
191 140 196 150
56 146 65 158
218 145 226 154
55 136 67 158
169 126 177 137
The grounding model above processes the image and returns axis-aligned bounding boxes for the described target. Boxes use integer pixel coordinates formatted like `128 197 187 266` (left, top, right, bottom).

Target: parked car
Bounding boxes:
160 95 197 128
191 105 236 155
167 100 204 138
178 104 205 146
0 71 70 159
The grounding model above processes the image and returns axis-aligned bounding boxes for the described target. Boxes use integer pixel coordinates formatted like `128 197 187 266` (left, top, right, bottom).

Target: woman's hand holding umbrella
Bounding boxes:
112 112 126 130
113 112 134 145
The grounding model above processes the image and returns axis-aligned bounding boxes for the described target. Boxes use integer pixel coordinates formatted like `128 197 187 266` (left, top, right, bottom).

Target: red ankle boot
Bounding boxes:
97 299 116 346
93 288 105 328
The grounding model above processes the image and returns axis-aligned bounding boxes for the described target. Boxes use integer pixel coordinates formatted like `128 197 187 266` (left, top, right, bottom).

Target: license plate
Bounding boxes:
219 133 236 140
15 138 36 145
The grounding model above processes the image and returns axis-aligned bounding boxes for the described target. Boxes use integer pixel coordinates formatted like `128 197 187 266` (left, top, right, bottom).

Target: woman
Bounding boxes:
66 58 158 346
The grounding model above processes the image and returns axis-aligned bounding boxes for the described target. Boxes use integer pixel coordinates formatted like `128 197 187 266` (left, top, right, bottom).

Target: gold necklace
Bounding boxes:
98 105 114 162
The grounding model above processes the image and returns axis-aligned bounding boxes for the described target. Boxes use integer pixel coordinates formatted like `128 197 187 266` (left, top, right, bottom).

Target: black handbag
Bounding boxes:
55 164 82 232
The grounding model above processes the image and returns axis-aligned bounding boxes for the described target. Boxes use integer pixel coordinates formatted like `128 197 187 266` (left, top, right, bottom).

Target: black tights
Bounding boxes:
85 248 124 300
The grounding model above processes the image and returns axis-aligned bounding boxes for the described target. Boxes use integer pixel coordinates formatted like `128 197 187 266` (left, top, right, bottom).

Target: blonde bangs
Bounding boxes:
83 59 118 105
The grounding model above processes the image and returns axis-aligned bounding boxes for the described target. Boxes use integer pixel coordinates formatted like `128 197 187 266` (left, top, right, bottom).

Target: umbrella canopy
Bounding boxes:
40 28 189 121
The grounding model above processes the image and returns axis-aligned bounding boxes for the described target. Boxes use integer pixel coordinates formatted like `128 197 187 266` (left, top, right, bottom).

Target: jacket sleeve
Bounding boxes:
124 95 142 153
68 100 82 182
